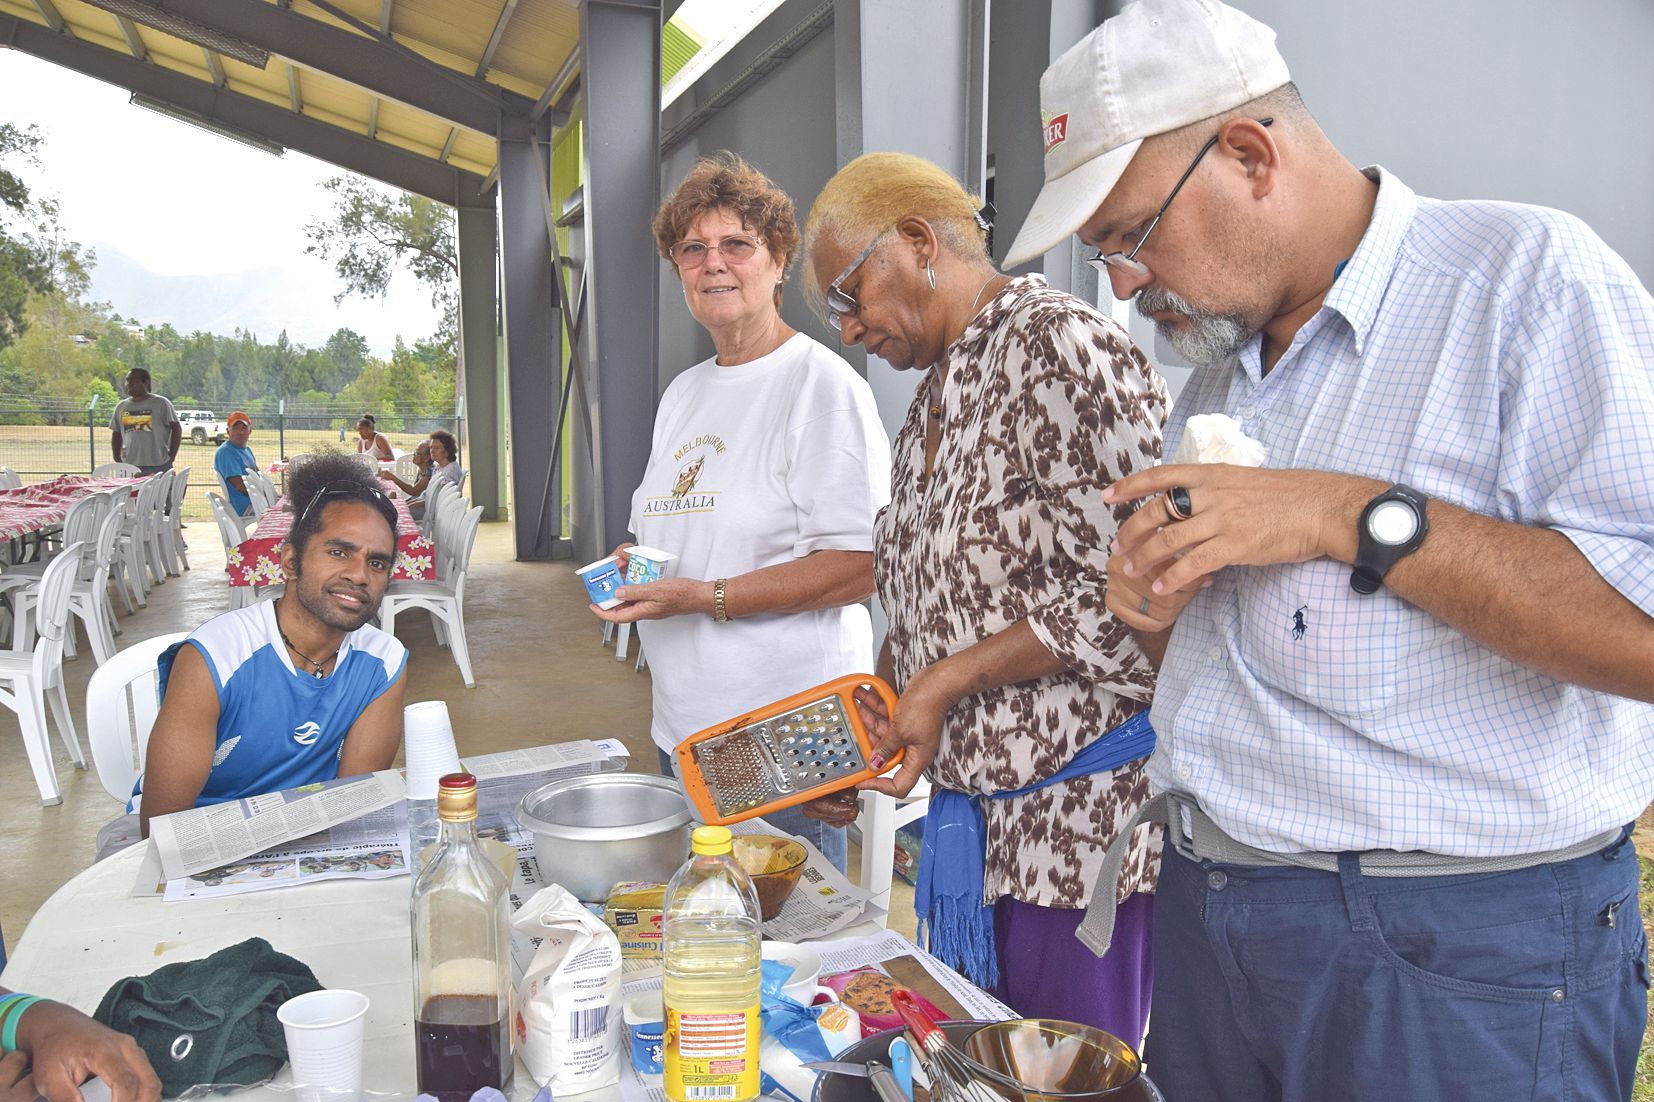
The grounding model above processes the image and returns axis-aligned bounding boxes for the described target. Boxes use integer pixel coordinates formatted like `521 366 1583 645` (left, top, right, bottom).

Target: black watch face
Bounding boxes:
1368 499 1420 547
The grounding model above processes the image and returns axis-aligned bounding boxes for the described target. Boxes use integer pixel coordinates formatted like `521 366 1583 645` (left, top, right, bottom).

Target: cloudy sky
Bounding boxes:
0 49 434 354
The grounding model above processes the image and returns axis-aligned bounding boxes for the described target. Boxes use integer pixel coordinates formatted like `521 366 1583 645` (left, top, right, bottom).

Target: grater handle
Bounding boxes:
851 676 903 772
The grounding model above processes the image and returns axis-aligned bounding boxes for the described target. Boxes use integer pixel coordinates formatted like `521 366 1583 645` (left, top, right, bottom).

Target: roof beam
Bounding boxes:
438 127 457 163
475 0 518 79
0 12 494 208
287 62 302 112
28 0 66 34
379 0 393 34
366 97 380 140
531 48 577 125
202 46 225 86
113 14 147 59
133 0 532 135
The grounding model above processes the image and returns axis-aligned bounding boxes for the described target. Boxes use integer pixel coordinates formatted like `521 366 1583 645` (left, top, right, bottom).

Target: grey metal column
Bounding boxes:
833 0 987 440
455 204 501 520
577 0 663 561
497 111 562 559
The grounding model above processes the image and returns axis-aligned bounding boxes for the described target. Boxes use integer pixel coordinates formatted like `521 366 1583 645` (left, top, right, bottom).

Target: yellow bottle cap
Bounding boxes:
691 825 733 856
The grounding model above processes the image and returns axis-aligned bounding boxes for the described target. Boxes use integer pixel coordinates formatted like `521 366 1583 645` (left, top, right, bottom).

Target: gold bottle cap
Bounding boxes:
691 825 733 856
436 773 477 822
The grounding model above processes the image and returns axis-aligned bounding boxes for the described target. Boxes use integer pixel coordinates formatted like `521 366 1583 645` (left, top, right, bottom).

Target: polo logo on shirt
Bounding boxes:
1291 605 1309 641
293 721 322 746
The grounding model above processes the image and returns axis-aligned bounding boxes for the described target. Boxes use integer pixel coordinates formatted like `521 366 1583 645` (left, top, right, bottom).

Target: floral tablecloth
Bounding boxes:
227 490 434 587
0 475 144 542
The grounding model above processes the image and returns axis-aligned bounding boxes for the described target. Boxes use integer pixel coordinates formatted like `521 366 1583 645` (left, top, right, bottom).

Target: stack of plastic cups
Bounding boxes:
277 989 371 1102
403 700 463 885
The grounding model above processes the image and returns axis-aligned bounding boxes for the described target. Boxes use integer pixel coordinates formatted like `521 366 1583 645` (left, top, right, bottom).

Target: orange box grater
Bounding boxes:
674 674 903 825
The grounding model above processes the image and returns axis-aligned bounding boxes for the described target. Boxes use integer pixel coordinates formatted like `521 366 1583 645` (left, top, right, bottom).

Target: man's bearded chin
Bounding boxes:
1135 285 1254 366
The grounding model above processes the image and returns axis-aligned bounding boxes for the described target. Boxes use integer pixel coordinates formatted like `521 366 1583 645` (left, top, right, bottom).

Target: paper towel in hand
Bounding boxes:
1173 414 1268 467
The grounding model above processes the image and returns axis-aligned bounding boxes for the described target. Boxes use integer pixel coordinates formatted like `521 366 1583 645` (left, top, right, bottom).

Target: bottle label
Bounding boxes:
664 1005 759 1101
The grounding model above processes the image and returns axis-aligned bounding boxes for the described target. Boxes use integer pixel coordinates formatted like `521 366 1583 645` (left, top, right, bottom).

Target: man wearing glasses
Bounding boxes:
135 453 407 835
1002 0 1654 1097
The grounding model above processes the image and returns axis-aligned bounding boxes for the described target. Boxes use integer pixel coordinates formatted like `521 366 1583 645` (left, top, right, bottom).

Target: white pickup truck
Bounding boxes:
177 409 228 445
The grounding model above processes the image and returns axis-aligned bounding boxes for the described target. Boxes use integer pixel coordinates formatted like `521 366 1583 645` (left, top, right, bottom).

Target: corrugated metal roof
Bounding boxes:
0 0 584 187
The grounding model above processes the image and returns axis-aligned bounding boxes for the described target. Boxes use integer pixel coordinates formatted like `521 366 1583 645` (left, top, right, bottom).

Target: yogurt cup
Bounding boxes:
624 546 678 586
577 556 626 609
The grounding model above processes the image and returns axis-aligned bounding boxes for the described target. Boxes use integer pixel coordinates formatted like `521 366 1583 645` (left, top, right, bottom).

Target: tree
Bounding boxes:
0 123 50 351
304 176 459 349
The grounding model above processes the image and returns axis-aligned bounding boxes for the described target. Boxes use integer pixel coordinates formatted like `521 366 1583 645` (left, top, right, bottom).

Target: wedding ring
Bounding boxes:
1138 596 1152 615
1165 486 1194 522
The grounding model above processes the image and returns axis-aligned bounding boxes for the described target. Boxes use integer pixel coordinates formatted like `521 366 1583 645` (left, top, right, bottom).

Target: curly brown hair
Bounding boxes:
653 152 800 307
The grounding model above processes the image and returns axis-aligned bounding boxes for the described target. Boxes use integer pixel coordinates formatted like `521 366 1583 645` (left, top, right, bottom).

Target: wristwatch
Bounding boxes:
1350 484 1429 595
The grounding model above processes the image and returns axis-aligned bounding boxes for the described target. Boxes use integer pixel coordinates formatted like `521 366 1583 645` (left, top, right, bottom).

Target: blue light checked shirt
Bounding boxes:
1148 168 1654 858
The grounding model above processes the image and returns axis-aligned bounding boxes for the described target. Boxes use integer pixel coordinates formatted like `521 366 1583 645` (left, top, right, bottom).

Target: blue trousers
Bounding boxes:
1145 829 1647 1101
655 749 848 873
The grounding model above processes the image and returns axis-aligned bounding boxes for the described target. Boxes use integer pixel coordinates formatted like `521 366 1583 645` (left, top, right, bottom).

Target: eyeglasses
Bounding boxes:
668 235 764 270
1087 118 1273 278
297 481 396 529
825 231 888 332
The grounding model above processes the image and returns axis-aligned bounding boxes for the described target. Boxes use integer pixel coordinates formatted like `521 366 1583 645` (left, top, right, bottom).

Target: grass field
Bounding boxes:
0 424 441 518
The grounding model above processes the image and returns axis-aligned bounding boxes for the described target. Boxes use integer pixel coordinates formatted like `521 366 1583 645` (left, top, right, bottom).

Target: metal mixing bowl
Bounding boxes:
516 773 693 901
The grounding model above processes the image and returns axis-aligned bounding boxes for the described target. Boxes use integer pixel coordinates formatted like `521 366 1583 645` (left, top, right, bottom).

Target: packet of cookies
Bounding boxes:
821 967 946 1037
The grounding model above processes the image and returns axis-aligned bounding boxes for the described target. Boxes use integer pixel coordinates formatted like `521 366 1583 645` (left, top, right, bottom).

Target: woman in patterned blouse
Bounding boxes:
799 153 1168 1044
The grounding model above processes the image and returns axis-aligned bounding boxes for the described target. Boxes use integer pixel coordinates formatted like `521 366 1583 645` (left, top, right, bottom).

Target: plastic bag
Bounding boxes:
511 884 623 1092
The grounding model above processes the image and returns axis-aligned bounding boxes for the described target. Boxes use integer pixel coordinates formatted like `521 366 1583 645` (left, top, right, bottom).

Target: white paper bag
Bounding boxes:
511 884 624 1092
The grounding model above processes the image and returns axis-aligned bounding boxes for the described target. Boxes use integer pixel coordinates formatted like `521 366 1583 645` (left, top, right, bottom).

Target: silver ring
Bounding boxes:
1165 486 1194 522
1138 596 1152 615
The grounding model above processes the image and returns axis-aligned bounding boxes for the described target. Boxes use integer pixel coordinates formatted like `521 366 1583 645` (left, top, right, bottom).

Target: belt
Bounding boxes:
1075 791 1625 958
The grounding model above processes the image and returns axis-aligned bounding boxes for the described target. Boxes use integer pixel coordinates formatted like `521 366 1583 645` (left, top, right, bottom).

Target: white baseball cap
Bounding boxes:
1003 0 1290 267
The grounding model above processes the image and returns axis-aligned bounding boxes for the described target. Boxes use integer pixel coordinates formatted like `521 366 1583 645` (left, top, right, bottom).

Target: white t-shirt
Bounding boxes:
630 333 892 753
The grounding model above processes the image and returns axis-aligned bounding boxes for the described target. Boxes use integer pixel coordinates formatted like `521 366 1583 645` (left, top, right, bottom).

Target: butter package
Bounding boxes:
603 881 665 959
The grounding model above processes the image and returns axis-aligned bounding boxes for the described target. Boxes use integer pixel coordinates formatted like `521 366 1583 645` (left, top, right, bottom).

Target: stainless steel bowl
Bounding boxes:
516 773 693 901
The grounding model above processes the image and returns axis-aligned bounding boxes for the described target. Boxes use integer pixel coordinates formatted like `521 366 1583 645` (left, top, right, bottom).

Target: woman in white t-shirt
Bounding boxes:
592 153 891 872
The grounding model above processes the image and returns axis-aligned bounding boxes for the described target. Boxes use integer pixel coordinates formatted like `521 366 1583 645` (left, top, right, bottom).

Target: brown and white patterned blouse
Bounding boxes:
875 275 1168 909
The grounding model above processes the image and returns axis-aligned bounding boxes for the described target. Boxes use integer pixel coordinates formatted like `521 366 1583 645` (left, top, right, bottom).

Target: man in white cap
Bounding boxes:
1003 0 1654 1097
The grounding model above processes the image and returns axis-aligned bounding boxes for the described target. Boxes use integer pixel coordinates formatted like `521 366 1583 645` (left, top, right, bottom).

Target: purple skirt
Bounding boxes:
991 891 1154 1051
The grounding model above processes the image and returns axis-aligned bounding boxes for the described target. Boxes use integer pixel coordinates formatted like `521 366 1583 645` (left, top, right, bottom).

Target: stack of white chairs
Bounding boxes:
209 492 281 610
141 470 174 587
88 631 190 805
419 480 460 536
378 504 483 688
0 543 88 804
112 475 165 609
5 499 123 665
245 471 279 519
160 465 191 575
93 462 140 478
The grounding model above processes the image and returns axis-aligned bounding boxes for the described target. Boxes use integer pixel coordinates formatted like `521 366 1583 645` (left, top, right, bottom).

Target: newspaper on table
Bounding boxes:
505 813 876 984
614 930 1015 1102
142 739 624 897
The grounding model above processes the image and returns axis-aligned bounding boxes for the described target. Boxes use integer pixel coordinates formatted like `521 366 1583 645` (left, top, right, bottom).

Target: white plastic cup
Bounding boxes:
277 989 370 1102
403 701 462 800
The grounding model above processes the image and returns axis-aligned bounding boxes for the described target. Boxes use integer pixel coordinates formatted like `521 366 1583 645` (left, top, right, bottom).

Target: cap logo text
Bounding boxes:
1043 112 1070 154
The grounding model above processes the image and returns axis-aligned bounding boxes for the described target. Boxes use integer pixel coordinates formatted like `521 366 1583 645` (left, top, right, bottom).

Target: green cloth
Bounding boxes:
93 937 322 1097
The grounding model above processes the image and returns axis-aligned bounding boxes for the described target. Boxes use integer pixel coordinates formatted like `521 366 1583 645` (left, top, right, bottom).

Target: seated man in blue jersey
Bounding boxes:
212 410 257 515
136 453 409 835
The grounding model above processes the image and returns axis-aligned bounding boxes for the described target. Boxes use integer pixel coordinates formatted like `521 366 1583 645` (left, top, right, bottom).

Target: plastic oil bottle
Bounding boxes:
410 773 513 1102
662 826 762 1102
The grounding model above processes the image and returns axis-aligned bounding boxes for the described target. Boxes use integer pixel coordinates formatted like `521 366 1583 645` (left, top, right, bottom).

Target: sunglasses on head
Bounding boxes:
298 481 396 530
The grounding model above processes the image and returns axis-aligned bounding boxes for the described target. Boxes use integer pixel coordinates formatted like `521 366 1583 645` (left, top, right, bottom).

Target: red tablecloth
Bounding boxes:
0 475 144 542
227 490 435 587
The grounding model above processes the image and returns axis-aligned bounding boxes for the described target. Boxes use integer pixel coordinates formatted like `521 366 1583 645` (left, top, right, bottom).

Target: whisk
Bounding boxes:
891 989 1010 1102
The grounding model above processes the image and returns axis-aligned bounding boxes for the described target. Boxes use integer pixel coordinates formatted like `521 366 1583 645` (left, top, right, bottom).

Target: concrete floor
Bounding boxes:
0 520 916 954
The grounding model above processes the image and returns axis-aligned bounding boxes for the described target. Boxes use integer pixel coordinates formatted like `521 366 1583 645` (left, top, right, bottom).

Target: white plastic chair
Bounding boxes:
393 454 422 484
0 467 20 490
93 462 140 478
246 473 278 520
419 480 458 535
378 505 483 687
209 492 277 610
8 503 123 664
853 780 934 919
162 465 191 573
142 470 174 584
350 452 379 475
0 543 88 804
112 476 165 608
87 631 190 802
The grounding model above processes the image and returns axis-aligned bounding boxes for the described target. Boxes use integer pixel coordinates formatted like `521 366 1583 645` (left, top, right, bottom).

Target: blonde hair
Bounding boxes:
801 152 989 318
653 152 800 308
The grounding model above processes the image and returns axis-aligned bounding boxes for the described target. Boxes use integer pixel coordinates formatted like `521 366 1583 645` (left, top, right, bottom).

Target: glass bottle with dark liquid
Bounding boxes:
411 773 513 1101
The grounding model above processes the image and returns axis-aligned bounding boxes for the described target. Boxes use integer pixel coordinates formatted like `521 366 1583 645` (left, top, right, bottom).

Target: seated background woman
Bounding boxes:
799 152 1167 1043
591 152 890 872
135 454 408 835
354 414 394 461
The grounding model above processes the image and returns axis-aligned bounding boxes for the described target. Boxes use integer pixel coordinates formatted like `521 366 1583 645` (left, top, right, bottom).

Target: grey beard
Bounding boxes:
1135 286 1253 366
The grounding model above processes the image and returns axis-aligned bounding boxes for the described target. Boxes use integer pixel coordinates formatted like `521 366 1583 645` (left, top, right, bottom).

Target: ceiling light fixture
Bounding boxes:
82 0 271 68
130 93 286 156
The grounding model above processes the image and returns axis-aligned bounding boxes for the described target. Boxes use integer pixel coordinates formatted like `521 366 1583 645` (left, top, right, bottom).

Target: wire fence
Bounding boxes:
0 395 462 519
